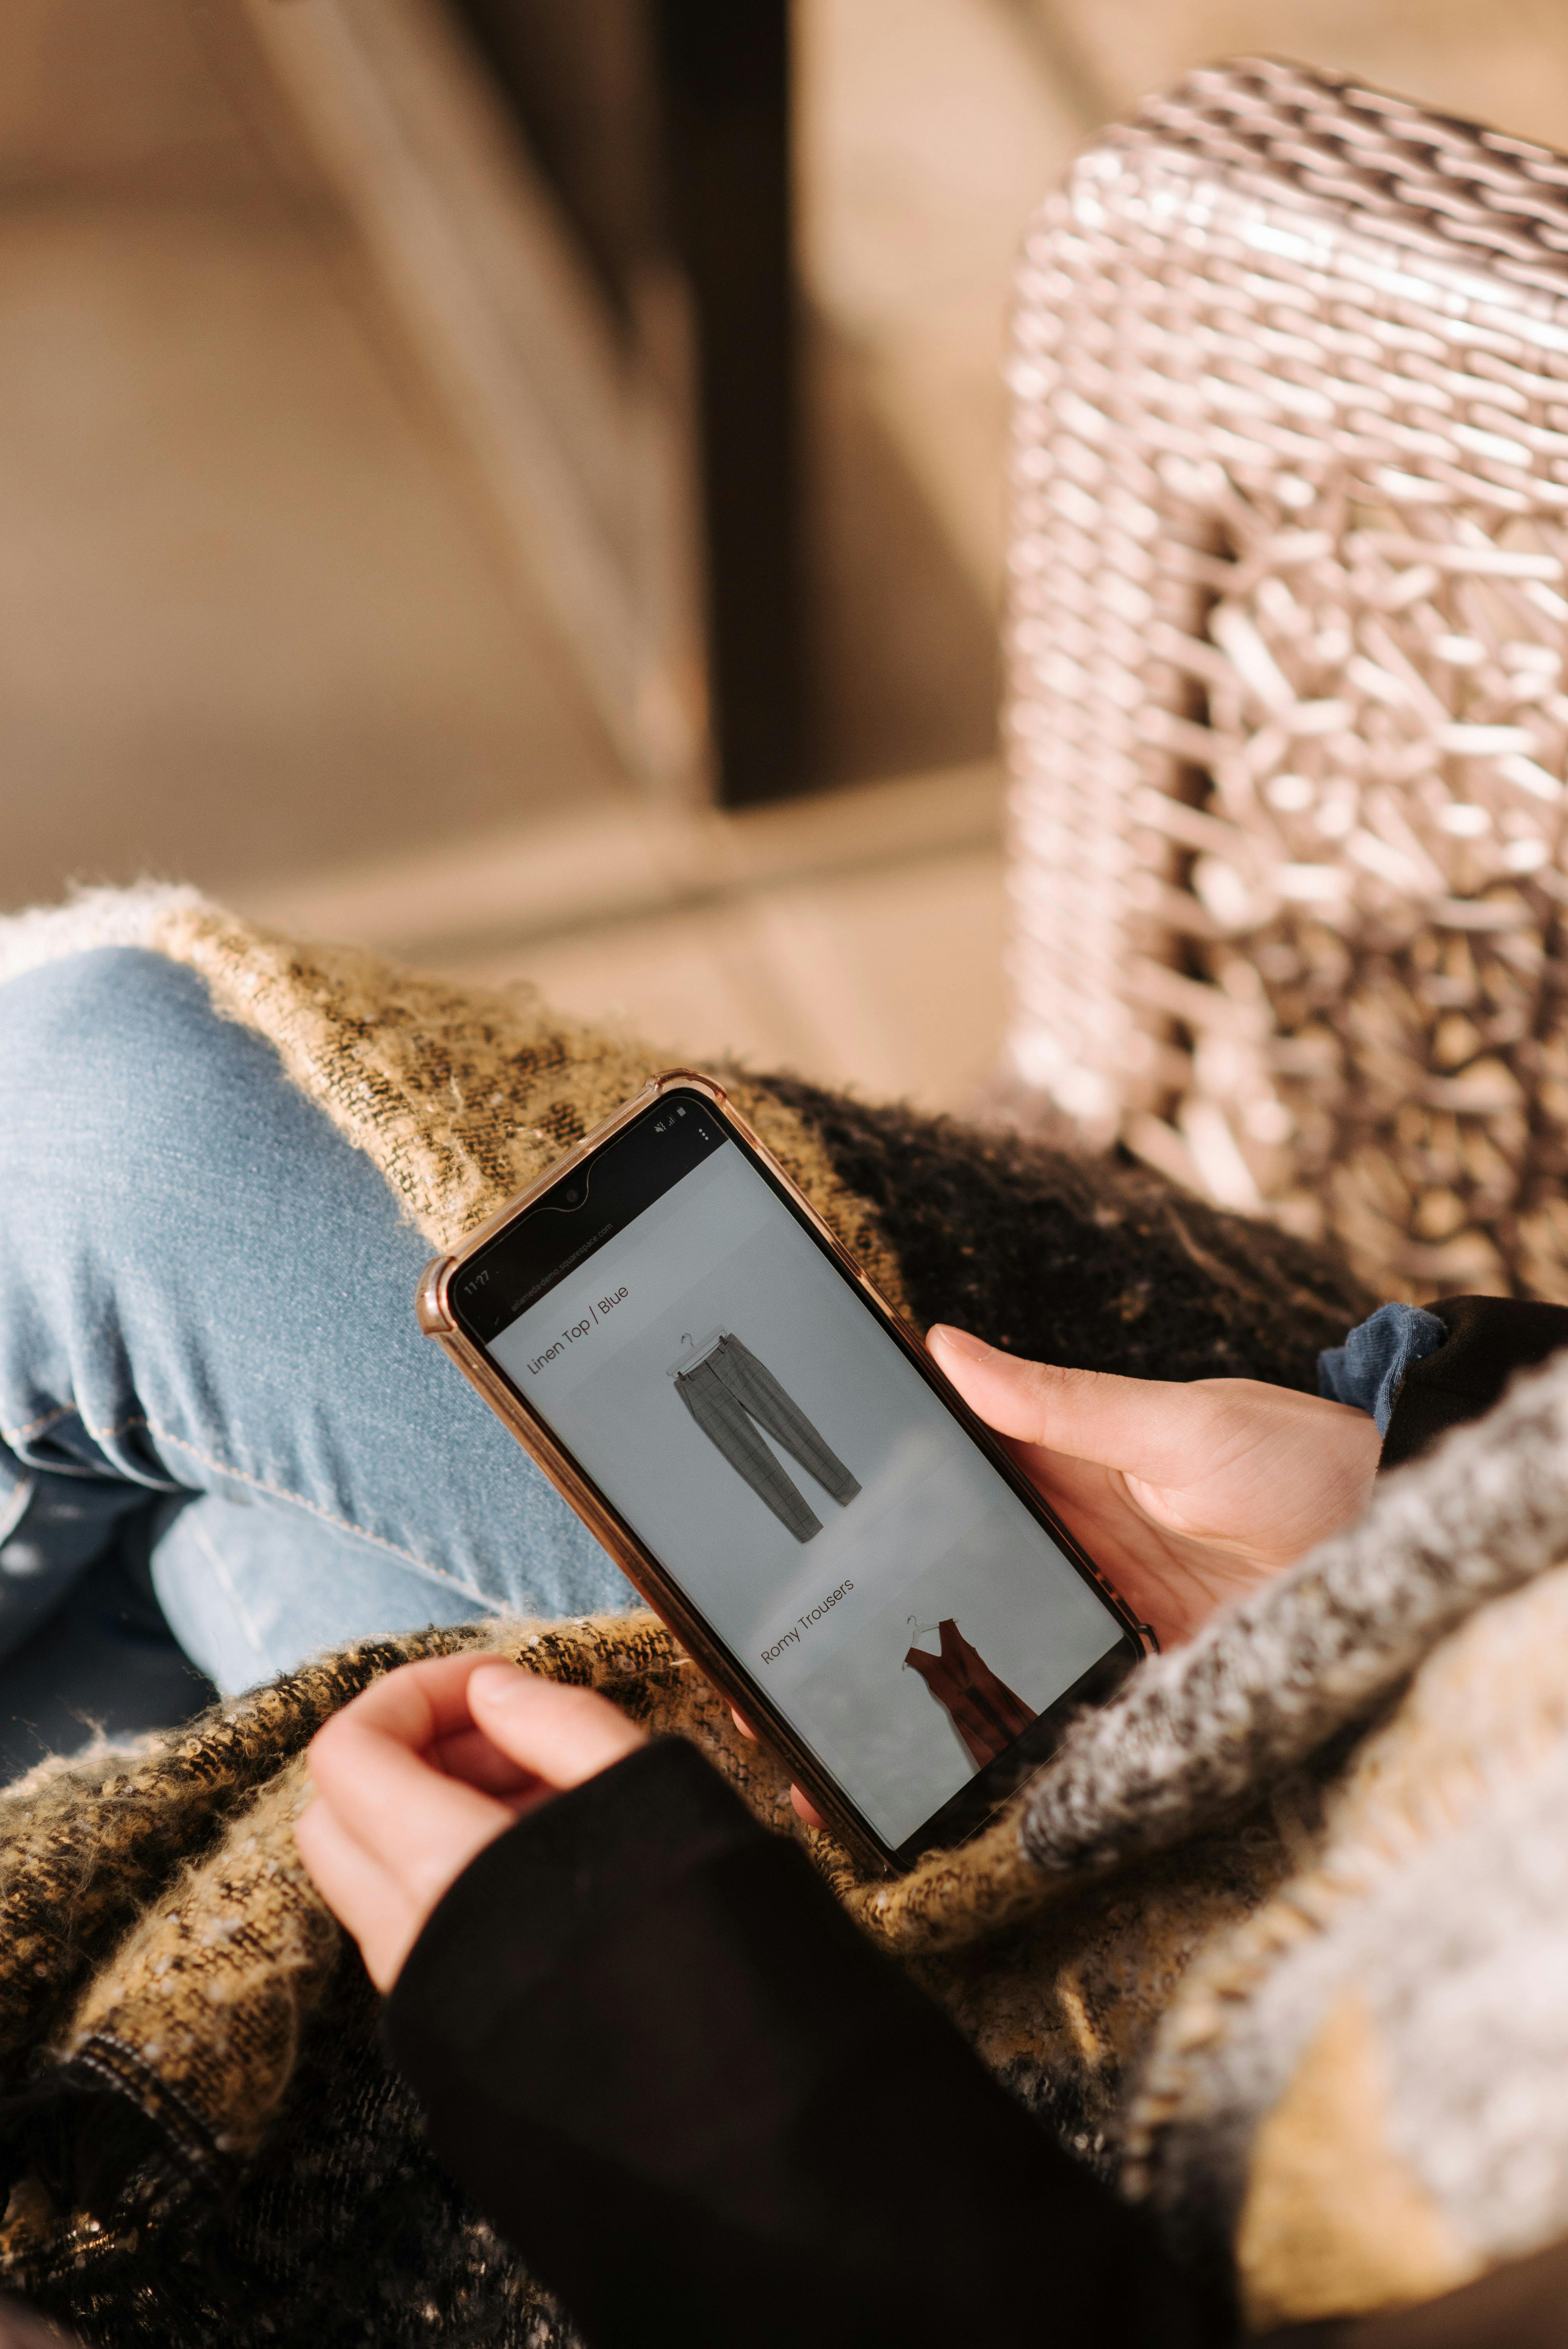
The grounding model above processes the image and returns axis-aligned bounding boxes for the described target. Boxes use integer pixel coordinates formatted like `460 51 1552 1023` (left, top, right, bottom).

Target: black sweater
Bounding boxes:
387 1734 1221 2349
385 1297 1568 2349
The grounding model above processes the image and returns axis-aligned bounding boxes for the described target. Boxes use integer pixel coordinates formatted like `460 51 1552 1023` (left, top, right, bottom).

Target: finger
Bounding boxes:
308 1650 567 1810
428 1723 549 1798
308 1692 518 1898
465 1666 645 1787
295 1797 422 1992
928 1326 1215 1483
317 1652 514 1762
731 1708 757 1741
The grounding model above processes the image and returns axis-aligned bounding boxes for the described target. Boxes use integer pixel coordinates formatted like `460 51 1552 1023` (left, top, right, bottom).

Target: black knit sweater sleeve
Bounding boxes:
382 1736 1222 2349
1381 1296 1568 1468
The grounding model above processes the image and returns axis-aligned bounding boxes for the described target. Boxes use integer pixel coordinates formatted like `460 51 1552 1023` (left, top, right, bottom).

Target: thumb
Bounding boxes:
465 1665 646 1790
927 1325 1204 1482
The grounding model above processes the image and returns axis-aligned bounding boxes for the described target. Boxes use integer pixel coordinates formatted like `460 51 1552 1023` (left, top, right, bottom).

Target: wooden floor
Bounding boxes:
239 761 1008 1116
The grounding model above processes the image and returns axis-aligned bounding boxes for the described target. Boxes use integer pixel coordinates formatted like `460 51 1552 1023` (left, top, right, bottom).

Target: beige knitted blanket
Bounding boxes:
0 887 1561 2342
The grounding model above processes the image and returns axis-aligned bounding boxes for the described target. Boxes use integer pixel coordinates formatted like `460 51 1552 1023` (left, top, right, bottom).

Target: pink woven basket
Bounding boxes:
1005 57 1568 1300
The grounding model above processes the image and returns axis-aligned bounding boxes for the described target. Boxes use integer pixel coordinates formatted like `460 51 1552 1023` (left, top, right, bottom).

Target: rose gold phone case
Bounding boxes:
417 1069 1149 1874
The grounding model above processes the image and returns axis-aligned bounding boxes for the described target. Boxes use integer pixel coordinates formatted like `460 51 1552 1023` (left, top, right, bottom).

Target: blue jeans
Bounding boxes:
0 948 635 1696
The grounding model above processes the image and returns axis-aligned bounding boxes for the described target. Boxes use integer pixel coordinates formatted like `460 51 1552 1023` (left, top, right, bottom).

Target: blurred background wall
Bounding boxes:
4 0 1567 1109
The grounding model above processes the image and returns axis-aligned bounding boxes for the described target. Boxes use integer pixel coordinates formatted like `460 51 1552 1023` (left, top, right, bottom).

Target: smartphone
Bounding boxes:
417 1072 1151 1874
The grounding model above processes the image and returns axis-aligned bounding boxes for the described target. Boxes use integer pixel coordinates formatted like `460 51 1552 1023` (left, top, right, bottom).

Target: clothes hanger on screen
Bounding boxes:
668 1328 726 1378
904 1613 943 1663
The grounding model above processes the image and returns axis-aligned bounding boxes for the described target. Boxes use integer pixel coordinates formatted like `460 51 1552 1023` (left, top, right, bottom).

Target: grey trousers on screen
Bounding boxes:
674 1335 860 1543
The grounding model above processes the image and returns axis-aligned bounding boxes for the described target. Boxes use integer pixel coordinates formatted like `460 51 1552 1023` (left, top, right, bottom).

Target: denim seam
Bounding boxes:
184 1508 271 1672
116 1415 496 1613
0 1402 79 1446
4 1400 183 1490
5 1403 501 1611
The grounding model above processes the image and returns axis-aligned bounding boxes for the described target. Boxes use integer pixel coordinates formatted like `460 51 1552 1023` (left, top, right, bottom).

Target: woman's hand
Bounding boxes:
926 1325 1381 1647
296 1654 645 1991
739 1331 1377 1824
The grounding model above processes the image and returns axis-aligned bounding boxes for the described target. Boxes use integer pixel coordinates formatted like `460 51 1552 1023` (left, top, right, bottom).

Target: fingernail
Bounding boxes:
929 1324 994 1363
469 1663 529 1707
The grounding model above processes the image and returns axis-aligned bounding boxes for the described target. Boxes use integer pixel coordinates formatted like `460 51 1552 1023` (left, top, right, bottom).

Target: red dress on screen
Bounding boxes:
903 1618 1035 1767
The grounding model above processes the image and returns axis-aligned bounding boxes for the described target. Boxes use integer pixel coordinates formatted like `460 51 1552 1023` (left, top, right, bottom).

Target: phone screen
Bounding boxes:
451 1088 1136 1862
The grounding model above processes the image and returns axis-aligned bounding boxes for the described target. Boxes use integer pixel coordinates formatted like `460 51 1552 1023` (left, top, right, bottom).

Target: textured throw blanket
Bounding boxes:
0 887 1562 2343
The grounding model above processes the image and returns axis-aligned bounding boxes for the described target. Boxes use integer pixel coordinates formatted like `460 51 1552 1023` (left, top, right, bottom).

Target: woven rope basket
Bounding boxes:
1004 56 1568 1301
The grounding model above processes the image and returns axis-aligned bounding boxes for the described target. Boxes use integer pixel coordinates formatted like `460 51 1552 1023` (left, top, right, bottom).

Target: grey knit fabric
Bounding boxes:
1139 1723 1568 2268
1017 1349 1568 1877
1003 1349 1568 2322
